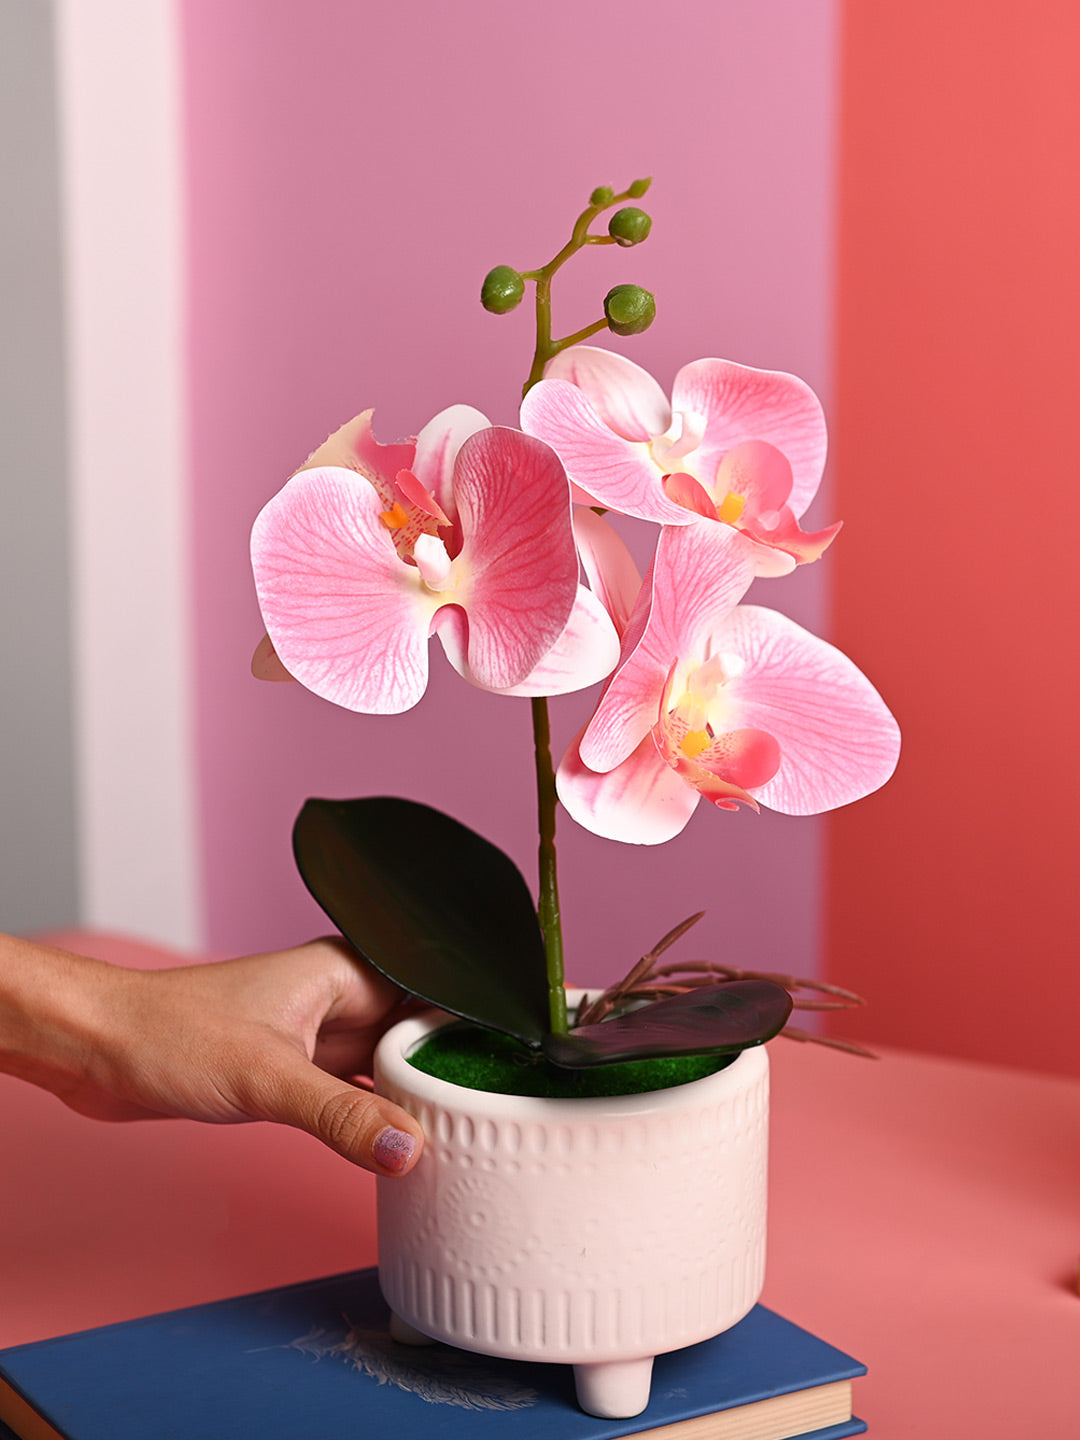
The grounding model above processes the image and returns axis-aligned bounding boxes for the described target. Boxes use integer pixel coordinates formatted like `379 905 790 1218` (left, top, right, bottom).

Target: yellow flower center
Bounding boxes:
681 728 712 759
380 501 410 530
715 491 745 525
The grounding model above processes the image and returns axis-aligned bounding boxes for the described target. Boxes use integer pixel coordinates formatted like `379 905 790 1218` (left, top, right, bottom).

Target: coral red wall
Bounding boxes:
827 2 1080 1073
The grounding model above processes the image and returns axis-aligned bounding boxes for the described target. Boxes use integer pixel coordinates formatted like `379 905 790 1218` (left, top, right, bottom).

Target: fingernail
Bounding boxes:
373 1125 417 1174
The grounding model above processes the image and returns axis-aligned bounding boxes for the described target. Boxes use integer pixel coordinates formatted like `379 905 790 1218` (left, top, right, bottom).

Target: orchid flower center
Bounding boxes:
374 468 459 594
650 409 707 468
380 501 410 530
412 532 455 592
711 441 796 537
670 652 745 757
716 490 746 524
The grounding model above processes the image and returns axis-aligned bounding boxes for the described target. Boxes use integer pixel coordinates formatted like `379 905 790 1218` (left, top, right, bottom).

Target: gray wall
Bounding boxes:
1 0 79 933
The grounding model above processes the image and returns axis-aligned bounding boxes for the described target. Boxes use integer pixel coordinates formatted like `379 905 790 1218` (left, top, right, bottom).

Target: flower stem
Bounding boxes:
551 317 610 355
515 179 652 1033
532 695 568 1034
520 178 652 398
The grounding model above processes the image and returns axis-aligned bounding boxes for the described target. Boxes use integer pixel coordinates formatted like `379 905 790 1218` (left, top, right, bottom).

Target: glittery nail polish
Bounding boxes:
373 1125 416 1173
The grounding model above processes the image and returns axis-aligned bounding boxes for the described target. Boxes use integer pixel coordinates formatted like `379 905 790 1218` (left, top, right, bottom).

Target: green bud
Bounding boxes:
590 185 615 207
604 284 656 336
481 265 525 314
627 176 652 198
608 206 652 247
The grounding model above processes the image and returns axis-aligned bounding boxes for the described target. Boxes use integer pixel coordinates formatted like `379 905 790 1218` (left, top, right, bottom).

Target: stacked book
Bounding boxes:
0 1267 866 1439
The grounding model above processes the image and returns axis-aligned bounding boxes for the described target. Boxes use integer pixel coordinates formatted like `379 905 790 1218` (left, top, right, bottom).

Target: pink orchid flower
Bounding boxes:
251 407 619 714
557 519 901 844
521 345 840 576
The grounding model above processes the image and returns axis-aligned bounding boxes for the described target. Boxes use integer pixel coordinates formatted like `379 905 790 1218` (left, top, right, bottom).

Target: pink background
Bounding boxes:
182 1 842 986
19 0 1074 1074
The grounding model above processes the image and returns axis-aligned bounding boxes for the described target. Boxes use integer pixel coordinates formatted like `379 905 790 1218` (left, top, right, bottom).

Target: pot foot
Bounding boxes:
389 1311 434 1346
573 1356 654 1418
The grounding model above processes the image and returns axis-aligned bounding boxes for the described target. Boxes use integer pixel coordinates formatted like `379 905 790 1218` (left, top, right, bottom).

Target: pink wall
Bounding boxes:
182 1 841 988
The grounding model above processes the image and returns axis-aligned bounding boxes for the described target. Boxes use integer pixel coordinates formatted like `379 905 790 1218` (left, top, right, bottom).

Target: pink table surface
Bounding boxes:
3 932 1079 1438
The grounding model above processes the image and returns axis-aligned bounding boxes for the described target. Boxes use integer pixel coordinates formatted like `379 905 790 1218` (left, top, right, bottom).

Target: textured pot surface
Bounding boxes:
374 1001 770 1369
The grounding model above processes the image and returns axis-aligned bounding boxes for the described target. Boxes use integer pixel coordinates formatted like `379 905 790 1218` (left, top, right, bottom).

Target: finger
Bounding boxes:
298 937 407 1027
311 1027 382 1078
251 1047 424 1176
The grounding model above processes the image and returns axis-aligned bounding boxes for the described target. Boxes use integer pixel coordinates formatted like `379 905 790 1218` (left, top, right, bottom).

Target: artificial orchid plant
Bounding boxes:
250 180 900 1076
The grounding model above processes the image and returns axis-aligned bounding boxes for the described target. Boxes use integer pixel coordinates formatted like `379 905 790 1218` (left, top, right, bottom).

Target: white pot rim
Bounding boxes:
374 990 769 1121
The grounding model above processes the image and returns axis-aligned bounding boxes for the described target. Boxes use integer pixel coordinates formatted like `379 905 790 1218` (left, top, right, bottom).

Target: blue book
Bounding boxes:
0 1268 866 1440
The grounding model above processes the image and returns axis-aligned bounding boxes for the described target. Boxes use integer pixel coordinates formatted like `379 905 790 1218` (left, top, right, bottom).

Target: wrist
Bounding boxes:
0 936 125 1092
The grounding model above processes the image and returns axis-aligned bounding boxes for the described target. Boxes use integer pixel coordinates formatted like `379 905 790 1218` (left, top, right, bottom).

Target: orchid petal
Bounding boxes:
297 409 416 487
706 605 901 814
557 729 700 845
572 508 642 639
568 478 604 508
439 585 619 696
251 466 436 714
543 345 671 440
451 428 579 689
740 509 842 566
662 470 718 521
521 379 690 524
716 440 794 512
579 522 756 773
739 540 799 578
652 409 708 465
654 728 769 815
412 404 490 526
672 360 827 518
394 468 451 527
664 750 760 812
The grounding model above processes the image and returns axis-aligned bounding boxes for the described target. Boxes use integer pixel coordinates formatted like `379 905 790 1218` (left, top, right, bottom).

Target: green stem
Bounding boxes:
520 180 649 399
515 179 651 1032
551 317 610 355
524 270 555 396
532 695 567 1033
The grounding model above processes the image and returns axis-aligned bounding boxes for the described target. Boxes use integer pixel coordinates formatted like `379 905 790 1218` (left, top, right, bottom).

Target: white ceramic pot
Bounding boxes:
373 996 769 1419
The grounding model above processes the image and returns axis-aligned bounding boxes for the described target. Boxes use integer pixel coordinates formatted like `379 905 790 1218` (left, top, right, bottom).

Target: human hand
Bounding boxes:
0 936 424 1176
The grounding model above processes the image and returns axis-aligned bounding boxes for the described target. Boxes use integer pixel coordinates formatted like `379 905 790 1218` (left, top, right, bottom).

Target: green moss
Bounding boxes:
408 1022 735 1098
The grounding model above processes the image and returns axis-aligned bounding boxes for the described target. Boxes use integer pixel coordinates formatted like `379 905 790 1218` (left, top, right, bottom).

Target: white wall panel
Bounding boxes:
55 0 200 948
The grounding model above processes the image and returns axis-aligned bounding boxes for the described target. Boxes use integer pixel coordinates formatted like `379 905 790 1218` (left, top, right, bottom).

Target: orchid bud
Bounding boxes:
481 265 525 314
608 206 652 247
590 185 615 207
604 284 656 336
627 177 652 198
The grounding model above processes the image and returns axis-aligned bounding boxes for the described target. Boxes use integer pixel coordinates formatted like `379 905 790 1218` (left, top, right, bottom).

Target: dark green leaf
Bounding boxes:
293 797 550 1047
540 981 793 1069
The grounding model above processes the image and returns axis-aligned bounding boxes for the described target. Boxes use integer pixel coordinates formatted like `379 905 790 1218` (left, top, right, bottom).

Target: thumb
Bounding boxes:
255 1049 424 1176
